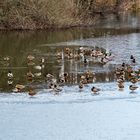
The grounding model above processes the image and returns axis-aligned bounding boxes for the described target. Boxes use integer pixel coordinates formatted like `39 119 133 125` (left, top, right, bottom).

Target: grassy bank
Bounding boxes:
0 0 139 30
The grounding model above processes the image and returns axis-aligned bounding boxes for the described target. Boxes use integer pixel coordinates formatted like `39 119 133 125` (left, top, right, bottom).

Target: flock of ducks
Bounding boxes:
116 55 140 92
4 47 140 96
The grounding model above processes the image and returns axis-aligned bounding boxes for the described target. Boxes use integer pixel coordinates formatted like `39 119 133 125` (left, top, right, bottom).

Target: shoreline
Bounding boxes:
1 10 140 31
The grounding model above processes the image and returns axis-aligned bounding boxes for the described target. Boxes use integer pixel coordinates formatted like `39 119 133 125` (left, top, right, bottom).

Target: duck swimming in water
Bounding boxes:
7 71 13 79
27 71 34 81
27 55 35 61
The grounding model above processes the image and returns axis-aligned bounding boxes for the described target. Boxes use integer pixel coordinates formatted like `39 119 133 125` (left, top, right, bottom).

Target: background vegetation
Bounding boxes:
0 0 139 29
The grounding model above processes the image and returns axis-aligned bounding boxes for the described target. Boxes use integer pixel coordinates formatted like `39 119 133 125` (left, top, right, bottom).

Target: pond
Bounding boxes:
0 12 140 93
1 12 140 140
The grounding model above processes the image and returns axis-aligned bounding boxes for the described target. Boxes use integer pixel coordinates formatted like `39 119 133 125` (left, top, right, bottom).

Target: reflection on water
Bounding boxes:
97 12 140 28
0 12 140 92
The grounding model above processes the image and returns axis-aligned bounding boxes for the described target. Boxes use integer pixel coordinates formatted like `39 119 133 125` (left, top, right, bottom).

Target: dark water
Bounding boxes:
0 12 140 92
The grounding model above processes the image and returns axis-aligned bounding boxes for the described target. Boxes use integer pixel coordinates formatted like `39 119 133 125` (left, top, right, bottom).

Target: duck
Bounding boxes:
3 56 10 61
65 48 71 54
57 52 62 59
129 85 138 91
27 55 35 61
7 71 14 79
49 83 54 89
41 57 45 63
91 86 100 94
13 84 25 92
27 71 34 80
28 88 37 96
7 80 13 85
79 82 84 89
59 77 65 84
130 78 138 84
130 55 134 60
121 62 126 68
81 79 88 84
34 72 42 77
27 61 35 66
118 82 124 89
53 84 62 93
81 75 86 80
85 70 95 78
27 55 35 66
46 73 54 81
115 68 124 76
132 58 136 64
34 65 42 70
117 78 125 83
84 58 88 64
64 72 68 78
100 57 108 65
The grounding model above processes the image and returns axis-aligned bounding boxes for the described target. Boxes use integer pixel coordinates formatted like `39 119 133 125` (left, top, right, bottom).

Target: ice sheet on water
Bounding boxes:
41 33 140 66
0 82 139 104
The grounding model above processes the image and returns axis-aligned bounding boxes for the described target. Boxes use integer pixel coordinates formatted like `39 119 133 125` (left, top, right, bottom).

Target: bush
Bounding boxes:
0 0 137 29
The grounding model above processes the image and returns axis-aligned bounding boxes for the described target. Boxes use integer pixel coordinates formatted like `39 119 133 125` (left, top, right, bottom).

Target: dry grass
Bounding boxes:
0 0 138 29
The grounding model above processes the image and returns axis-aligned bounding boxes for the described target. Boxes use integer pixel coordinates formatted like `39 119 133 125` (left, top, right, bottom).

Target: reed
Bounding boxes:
0 0 138 29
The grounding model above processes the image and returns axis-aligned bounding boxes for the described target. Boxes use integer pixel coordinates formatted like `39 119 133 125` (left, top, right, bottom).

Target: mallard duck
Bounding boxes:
27 61 35 66
100 57 108 65
3 56 10 61
85 70 95 78
118 82 124 89
7 80 13 85
129 85 138 91
49 83 54 89
57 52 62 59
65 48 71 54
115 69 123 76
81 75 86 80
64 72 68 78
121 62 126 68
130 78 137 84
34 65 42 70
59 77 65 83
91 86 100 94
34 72 42 77
46 73 54 81
28 88 36 96
82 79 88 84
130 55 134 60
97 50 104 57
7 71 13 79
84 58 88 64
79 82 84 89
27 71 34 80
27 55 35 61
126 66 133 73
132 58 136 64
53 84 62 93
117 78 125 83
41 57 45 63
13 84 25 92
27 55 35 66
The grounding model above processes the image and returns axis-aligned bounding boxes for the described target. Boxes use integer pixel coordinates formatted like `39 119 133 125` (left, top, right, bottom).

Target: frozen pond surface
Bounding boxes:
0 82 140 140
1 16 140 139
45 33 140 66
